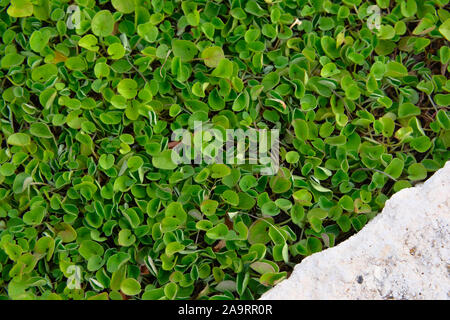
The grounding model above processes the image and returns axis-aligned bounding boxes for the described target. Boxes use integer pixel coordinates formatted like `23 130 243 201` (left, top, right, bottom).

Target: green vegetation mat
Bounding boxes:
0 0 449 300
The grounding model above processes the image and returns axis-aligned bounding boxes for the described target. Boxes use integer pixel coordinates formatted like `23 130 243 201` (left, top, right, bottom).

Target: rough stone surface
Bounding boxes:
261 161 450 300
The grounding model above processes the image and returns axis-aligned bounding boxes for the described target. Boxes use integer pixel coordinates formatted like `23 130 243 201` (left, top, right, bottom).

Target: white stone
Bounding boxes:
261 161 450 300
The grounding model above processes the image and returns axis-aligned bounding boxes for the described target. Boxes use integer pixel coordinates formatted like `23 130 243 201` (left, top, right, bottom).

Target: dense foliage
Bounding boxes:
0 0 449 300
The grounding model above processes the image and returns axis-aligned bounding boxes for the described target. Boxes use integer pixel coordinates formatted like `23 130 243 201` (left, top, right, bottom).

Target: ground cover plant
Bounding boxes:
0 0 449 300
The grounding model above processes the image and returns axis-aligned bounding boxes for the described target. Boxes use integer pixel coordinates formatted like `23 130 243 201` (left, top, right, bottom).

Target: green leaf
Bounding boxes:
398 102 421 118
248 219 273 244
201 46 225 68
439 18 450 41
164 282 178 300
293 189 313 206
78 34 99 52
112 0 135 14
79 240 104 260
338 196 354 212
172 39 198 62
210 164 231 178
165 242 185 257
410 136 431 153
201 199 219 216
99 154 115 170
385 158 404 179
91 10 115 37
30 31 48 53
152 150 178 170
7 0 33 17
212 59 234 79
117 79 138 99
337 215 351 232
262 72 280 91
239 175 257 192
1 53 25 69
435 94 450 107
31 64 58 83
108 43 125 60
385 61 408 78
137 23 159 43
120 278 141 296
325 135 347 146
127 156 144 171
23 207 46 226
29 123 53 139
118 229 136 246
401 0 417 18
407 163 427 181
221 190 239 206
206 223 229 240
7 133 31 146
261 201 280 216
